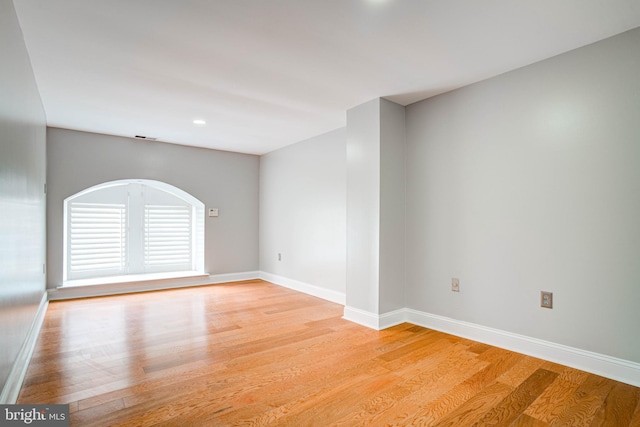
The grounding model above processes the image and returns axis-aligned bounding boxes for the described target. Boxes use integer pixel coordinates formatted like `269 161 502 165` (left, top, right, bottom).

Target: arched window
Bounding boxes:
64 179 205 282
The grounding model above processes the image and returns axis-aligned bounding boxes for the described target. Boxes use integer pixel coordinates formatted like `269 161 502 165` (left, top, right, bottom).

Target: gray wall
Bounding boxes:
405 27 640 362
47 128 259 288
0 0 47 392
259 128 346 294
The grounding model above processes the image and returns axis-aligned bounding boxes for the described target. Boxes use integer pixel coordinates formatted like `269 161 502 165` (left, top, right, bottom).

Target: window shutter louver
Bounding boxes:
144 205 192 269
69 203 127 275
64 180 204 283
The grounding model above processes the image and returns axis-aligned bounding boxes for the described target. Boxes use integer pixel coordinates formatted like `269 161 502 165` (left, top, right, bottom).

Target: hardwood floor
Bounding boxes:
17 280 640 426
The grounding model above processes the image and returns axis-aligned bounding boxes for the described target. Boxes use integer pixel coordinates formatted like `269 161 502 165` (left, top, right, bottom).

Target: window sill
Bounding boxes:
51 271 211 300
62 271 207 288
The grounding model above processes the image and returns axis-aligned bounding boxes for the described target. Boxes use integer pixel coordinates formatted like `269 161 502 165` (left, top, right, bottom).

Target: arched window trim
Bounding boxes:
63 179 205 284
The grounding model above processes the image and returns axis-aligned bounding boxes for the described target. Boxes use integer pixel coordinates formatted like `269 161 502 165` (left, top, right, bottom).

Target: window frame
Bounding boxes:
63 179 205 283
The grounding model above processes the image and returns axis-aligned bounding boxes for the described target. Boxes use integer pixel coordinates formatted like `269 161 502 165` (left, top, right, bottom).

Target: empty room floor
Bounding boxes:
17 280 640 426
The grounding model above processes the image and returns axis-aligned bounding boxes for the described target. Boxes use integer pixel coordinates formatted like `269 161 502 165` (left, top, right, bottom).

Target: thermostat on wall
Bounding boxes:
208 208 219 217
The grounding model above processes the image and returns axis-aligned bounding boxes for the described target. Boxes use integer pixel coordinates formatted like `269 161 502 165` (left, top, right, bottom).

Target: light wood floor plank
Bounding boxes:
590 383 640 427
16 280 640 426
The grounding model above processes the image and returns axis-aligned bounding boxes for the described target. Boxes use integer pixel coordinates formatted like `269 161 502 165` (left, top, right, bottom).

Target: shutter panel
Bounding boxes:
64 180 204 283
144 204 192 270
68 203 127 277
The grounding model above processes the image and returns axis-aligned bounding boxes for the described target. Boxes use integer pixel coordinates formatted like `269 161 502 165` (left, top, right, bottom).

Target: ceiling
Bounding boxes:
13 1 640 155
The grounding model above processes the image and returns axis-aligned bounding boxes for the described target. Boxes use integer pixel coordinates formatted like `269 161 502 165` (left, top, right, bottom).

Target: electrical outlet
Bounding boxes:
541 291 553 309
451 278 460 292
208 208 219 217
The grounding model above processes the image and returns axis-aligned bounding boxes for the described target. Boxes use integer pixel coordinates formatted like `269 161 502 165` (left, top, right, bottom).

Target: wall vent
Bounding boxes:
134 135 157 141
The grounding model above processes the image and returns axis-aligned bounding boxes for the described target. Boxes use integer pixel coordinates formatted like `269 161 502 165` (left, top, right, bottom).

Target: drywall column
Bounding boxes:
346 99 381 318
345 98 405 329
379 99 406 314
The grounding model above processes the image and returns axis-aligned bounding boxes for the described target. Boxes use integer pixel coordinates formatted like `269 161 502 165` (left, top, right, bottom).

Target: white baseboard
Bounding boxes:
48 271 260 300
341 306 640 388
404 309 640 388
342 306 405 330
204 271 261 284
342 306 380 329
259 272 346 305
0 292 48 404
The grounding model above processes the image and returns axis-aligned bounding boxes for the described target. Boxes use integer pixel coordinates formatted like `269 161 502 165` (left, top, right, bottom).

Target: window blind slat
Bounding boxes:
65 183 203 281
69 203 126 274
144 205 192 267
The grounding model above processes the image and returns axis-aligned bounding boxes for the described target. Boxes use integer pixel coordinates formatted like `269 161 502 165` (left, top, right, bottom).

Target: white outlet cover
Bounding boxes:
541 291 553 308
208 208 219 217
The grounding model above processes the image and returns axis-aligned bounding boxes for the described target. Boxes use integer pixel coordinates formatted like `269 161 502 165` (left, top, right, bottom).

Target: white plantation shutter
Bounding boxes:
68 202 127 278
144 204 192 271
64 180 204 283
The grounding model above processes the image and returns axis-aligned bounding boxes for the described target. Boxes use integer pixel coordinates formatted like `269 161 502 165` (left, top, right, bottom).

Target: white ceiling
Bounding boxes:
13 0 640 155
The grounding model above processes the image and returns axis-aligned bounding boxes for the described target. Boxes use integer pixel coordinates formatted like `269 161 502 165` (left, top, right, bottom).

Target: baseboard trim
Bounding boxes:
340 306 640 387
342 306 380 329
48 271 260 300
259 272 346 305
379 309 407 329
406 308 640 387
342 306 405 330
204 271 261 285
0 292 49 404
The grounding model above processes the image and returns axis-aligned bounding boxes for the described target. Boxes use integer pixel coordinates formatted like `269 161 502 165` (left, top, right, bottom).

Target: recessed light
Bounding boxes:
193 119 206 125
